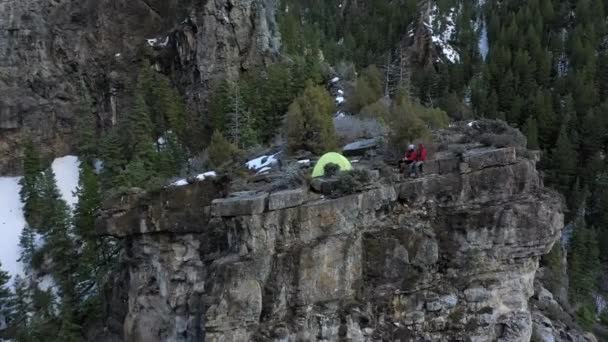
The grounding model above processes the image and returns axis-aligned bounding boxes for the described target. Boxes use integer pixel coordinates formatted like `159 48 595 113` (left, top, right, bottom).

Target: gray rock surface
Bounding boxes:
0 0 279 175
97 145 571 341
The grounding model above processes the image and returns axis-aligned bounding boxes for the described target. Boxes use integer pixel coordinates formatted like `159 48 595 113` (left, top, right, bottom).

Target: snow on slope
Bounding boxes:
479 22 489 60
427 5 459 63
0 177 26 279
51 156 80 208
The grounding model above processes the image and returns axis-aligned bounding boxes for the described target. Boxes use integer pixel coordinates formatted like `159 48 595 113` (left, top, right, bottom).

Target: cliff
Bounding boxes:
0 0 279 175
96 130 586 341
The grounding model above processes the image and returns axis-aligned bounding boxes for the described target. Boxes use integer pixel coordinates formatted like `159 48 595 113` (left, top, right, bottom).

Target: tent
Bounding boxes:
311 152 353 178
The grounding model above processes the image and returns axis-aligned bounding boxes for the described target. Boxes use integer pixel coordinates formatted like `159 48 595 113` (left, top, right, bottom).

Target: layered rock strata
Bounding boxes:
98 145 566 341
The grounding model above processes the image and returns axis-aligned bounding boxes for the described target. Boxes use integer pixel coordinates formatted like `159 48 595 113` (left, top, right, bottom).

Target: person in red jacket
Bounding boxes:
413 143 428 176
399 144 417 173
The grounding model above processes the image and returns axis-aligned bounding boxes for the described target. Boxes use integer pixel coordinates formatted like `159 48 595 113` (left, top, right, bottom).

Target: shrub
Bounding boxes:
386 94 448 155
347 65 383 113
333 169 371 196
207 130 239 168
286 83 337 154
359 99 390 120
323 163 341 177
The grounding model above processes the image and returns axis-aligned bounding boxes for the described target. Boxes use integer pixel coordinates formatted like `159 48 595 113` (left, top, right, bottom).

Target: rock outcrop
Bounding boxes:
97 139 574 341
0 0 279 175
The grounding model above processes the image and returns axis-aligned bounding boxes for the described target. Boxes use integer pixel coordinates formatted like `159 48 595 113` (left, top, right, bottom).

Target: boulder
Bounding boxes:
342 138 378 157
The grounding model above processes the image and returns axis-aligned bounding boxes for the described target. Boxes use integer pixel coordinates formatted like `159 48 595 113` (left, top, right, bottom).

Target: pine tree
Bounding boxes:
524 116 540 150
74 101 97 164
548 125 578 192
568 218 600 304
11 275 31 340
99 129 127 189
125 94 155 161
38 169 78 310
18 224 36 267
19 140 43 225
0 263 12 329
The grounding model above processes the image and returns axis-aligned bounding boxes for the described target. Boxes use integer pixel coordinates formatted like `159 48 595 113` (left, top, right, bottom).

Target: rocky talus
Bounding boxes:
0 0 279 175
96 143 591 341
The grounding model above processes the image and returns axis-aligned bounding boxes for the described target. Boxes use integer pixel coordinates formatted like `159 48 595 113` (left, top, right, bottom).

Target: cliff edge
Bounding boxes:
96 125 583 341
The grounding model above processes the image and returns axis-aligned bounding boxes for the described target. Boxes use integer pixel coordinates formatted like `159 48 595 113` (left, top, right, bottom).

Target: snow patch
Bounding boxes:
427 5 460 63
171 179 189 187
338 89 344 95
257 167 272 174
51 156 81 208
114 53 121 58
93 159 104 174
170 171 217 187
336 96 345 104
297 159 311 166
330 77 340 83
0 177 25 280
478 22 489 60
246 153 280 171
146 36 170 48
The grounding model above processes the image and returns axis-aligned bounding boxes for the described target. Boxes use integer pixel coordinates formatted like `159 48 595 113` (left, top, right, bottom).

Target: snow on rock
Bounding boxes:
246 153 280 171
336 96 345 104
170 171 217 187
257 167 272 175
146 37 170 48
196 171 217 180
297 159 311 166
0 177 25 279
171 179 189 187
330 77 340 83
51 156 81 208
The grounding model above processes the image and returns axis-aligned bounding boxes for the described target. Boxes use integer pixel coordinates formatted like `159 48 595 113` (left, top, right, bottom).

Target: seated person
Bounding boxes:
399 144 417 174
410 143 427 177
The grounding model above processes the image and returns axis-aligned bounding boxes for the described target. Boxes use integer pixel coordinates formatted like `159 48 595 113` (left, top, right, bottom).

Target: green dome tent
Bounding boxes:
311 152 353 178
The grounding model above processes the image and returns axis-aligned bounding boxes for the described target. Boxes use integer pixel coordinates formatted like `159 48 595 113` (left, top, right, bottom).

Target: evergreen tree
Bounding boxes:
38 169 78 314
524 116 540 150
0 263 12 329
74 101 97 164
11 275 31 340
568 218 600 304
548 125 578 192
19 140 43 225
99 129 127 189
18 224 36 267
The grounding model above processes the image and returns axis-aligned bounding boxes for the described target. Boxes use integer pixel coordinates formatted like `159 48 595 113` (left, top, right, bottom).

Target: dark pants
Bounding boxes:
399 160 413 173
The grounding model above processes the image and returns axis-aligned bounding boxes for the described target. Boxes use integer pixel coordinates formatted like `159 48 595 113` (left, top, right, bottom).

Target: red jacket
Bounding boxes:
405 150 418 162
417 144 428 162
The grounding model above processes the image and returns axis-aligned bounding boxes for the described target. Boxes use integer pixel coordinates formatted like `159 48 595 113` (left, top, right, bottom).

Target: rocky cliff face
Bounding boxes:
0 0 279 175
97 138 584 341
